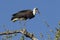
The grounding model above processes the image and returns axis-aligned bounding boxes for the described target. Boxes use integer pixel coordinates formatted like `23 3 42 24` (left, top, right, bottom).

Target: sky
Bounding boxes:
0 0 60 40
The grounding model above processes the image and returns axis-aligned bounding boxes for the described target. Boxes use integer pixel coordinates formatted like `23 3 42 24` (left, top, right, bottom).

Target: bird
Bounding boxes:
11 8 40 22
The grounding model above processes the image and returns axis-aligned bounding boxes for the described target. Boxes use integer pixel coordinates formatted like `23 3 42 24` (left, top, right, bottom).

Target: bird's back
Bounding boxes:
12 10 32 16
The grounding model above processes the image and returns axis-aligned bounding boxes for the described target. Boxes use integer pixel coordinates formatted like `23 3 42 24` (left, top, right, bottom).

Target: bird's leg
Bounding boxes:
19 21 23 29
23 21 26 29
19 20 26 29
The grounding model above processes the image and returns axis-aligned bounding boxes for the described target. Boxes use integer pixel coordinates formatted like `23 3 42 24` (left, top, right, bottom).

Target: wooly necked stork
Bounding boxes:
11 8 40 28
11 8 40 22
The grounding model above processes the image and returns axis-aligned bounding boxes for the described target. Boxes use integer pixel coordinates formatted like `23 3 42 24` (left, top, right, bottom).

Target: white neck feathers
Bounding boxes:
33 9 36 15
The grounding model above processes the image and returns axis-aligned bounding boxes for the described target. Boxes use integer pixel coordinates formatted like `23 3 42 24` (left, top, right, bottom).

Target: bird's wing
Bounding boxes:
12 10 32 16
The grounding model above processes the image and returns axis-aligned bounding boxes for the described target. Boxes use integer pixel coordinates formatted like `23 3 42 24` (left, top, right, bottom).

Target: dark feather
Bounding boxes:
12 13 17 16
12 10 31 16
11 16 15 20
11 10 35 21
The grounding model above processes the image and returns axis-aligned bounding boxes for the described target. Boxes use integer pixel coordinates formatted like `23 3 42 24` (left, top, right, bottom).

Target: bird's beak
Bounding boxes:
38 10 40 14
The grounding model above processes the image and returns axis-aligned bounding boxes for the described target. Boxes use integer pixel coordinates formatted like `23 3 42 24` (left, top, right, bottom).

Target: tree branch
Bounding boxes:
0 28 38 40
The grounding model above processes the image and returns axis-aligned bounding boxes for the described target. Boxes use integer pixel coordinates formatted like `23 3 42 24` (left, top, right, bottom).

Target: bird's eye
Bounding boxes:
35 8 38 10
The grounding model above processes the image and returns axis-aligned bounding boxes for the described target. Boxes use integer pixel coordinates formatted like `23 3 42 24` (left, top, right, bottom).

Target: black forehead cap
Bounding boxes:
35 8 38 10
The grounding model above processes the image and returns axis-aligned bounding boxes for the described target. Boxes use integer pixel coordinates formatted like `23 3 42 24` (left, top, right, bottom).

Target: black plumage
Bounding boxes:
11 8 40 22
11 10 35 22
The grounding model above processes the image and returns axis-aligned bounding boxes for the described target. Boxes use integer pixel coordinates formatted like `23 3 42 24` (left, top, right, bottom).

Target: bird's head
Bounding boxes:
33 8 40 15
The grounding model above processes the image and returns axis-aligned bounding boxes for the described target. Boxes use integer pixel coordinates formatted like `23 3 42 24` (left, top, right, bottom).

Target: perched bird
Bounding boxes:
11 8 40 22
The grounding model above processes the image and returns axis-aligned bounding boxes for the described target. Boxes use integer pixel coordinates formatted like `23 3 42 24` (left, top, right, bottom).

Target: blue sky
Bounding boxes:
0 0 60 40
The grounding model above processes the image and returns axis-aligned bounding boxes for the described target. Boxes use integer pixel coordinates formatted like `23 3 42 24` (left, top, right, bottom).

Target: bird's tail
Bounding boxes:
11 17 18 22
